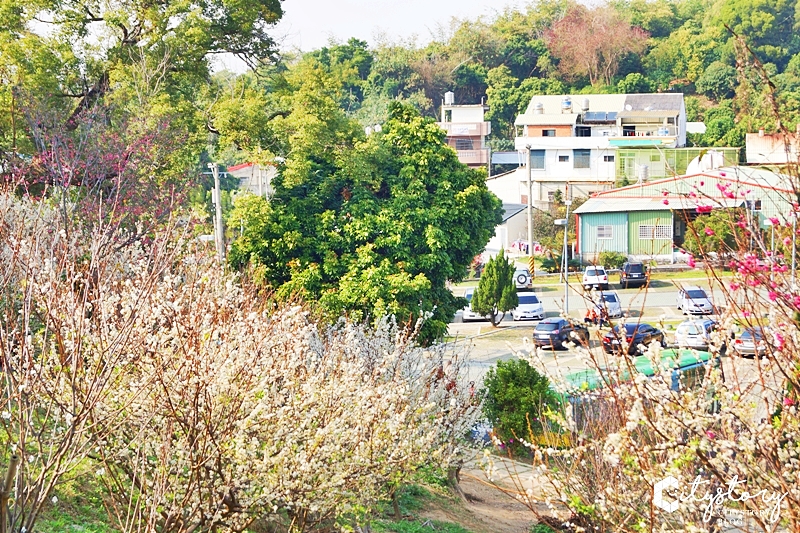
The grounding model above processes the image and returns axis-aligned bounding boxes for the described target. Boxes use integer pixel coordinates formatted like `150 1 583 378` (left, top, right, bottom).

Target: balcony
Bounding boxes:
456 149 489 165
438 121 491 137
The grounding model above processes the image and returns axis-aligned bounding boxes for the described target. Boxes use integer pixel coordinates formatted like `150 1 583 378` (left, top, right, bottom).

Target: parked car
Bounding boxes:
510 293 545 321
595 291 623 319
461 288 498 322
514 268 533 291
619 261 648 289
533 318 589 350
602 323 666 355
732 327 768 357
676 286 715 315
673 319 719 350
582 266 609 290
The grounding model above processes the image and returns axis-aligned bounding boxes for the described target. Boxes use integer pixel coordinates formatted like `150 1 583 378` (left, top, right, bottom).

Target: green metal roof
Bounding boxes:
609 138 669 147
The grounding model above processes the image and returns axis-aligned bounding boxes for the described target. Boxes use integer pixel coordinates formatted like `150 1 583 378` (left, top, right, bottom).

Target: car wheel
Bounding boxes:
660 337 667 348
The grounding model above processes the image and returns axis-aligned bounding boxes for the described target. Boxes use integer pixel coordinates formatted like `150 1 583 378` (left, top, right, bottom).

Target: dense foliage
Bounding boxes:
229 102 502 343
471 249 518 326
480 358 559 453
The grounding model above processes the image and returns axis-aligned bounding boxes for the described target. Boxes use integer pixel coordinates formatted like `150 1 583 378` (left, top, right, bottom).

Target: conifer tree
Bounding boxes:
472 250 518 327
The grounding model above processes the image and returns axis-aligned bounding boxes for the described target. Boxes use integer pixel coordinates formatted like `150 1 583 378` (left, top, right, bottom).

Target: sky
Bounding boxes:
213 0 525 72
273 0 526 52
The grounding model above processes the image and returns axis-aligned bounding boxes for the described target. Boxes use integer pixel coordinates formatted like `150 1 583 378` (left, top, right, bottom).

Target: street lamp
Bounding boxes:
764 217 776 283
208 162 225 265
555 214 570 315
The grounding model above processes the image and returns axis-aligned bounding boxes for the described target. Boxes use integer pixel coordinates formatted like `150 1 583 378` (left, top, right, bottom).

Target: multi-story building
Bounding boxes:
487 93 737 209
437 91 491 170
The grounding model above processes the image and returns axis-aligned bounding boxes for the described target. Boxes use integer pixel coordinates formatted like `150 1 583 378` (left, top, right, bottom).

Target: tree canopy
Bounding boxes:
229 101 502 343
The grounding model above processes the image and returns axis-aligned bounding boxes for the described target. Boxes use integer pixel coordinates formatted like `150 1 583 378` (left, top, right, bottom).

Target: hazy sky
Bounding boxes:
274 0 526 52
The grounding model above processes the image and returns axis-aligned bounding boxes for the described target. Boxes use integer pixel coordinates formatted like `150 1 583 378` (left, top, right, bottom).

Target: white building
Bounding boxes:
490 93 688 208
437 91 491 170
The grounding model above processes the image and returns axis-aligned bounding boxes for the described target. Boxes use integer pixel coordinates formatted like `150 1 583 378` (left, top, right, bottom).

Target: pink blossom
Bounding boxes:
784 397 795 407
729 283 740 291
704 227 715 236
662 190 668 196
768 291 778 301
743 311 751 318
699 181 705 186
720 172 726 177
662 199 670 205
724 191 735 199
769 217 780 225
687 256 696 268
706 430 716 440
784 237 792 247
774 332 785 349
696 205 713 214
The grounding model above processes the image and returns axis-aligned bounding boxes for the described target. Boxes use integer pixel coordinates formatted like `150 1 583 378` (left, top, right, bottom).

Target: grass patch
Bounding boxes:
371 518 475 533
37 470 117 533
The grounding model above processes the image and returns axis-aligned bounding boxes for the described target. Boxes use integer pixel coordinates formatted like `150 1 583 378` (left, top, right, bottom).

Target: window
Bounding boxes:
574 149 591 169
558 155 569 162
639 225 673 239
542 129 556 137
455 139 473 150
531 149 545 169
548 191 555 202
444 110 452 122
597 225 612 239
576 126 591 137
603 155 615 163
746 199 762 211
650 154 661 162
667 117 675 125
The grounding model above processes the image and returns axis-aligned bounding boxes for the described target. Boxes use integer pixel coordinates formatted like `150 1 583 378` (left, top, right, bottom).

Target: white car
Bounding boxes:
514 268 533 290
676 286 715 315
582 266 609 290
461 288 498 322
510 293 545 321
595 291 623 318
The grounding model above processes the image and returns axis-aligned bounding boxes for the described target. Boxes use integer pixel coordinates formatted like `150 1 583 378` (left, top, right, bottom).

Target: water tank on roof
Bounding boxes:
637 164 649 183
534 102 544 114
444 91 455 105
581 98 590 112
561 97 572 113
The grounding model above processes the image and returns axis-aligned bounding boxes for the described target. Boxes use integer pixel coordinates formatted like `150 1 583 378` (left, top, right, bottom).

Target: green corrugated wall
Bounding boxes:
628 210 673 256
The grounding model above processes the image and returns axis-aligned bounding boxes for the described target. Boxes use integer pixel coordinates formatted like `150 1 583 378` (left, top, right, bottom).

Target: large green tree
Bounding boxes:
229 100 502 343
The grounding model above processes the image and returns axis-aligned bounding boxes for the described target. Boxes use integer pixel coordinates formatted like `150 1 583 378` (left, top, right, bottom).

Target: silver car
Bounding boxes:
673 319 717 349
595 291 623 318
461 288 498 322
677 286 714 315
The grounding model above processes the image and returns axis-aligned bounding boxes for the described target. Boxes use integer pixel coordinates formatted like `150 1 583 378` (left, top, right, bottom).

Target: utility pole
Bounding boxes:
526 145 533 257
208 163 225 265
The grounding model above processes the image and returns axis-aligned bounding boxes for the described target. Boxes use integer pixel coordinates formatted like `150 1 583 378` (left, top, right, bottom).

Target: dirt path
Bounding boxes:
418 459 557 533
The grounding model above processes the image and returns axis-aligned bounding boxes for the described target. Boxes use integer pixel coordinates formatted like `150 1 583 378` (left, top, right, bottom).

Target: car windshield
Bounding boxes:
602 294 618 303
535 322 560 332
465 292 473 302
677 322 702 335
614 324 642 335
686 290 708 299
627 264 644 273
519 295 540 304
741 328 763 340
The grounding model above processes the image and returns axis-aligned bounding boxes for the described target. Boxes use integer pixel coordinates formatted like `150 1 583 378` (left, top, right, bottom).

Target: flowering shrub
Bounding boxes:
0 189 479 532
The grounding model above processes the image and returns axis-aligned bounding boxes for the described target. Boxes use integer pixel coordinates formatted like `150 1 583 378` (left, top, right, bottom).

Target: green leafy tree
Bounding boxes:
471 250 518 327
696 61 737 100
230 98 502 344
616 72 653 93
682 208 746 261
479 358 559 453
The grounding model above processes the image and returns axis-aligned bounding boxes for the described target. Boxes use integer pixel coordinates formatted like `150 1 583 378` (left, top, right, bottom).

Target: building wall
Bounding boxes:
578 212 628 261
525 125 573 137
628 210 673 257
448 106 485 123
